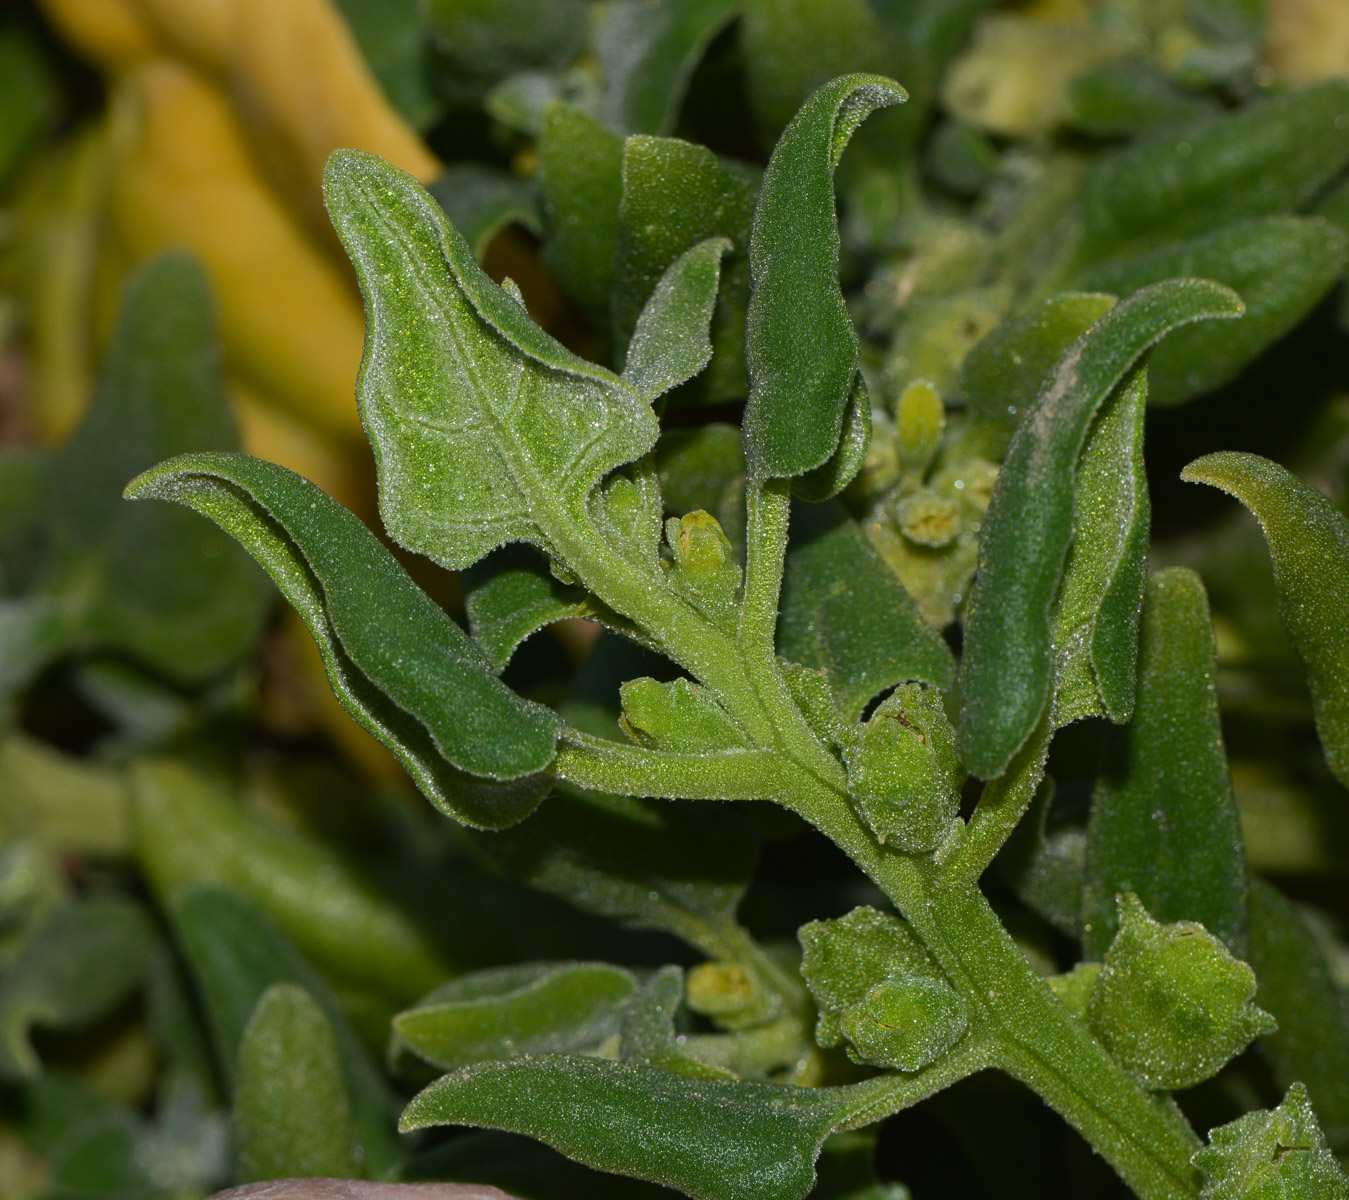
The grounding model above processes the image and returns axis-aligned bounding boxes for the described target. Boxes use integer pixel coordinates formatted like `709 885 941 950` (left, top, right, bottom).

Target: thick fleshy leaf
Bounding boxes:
463 545 590 672
325 149 658 570
0 898 153 1079
1079 80 1349 261
234 982 359 1181
394 963 638 1070
126 452 557 822
613 136 756 400
959 292 1116 458
1248 881 1349 1152
169 886 399 1175
1181 452 1349 788
1076 217 1348 407
956 279 1243 779
595 0 740 136
742 74 907 482
622 237 730 402
779 501 955 721
537 104 625 319
402 1055 868 1200
1081 568 1248 960
428 165 541 259
1050 369 1149 727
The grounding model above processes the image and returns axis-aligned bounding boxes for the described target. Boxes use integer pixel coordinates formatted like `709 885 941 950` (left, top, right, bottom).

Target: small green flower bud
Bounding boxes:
666 510 741 622
838 977 968 1072
896 489 962 547
685 961 762 1024
896 380 945 476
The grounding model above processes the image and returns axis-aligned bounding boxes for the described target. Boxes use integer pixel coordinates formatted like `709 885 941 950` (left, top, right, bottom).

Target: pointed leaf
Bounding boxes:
622 237 730 402
402 1055 868 1200
792 372 872 503
1050 369 1150 727
126 452 557 824
325 149 659 571
743 74 907 481
957 279 1243 779
1181 451 1349 788
1081 568 1248 959
234 982 359 1181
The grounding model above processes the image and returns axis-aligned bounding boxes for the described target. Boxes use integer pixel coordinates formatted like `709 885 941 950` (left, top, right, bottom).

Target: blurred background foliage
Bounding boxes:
2 0 1349 1196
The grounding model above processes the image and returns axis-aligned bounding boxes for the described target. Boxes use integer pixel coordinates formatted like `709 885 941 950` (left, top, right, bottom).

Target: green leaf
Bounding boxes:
325 148 659 572
132 759 450 1002
614 135 756 400
401 1055 867 1200
48 252 269 683
428 164 541 259
394 963 638 1070
234 982 360 1181
1248 880 1349 1151
956 279 1243 779
125 452 558 823
463 544 590 672
537 103 626 320
333 0 436 127
1076 217 1348 407
622 237 730 402
655 423 747 553
618 965 734 1079
997 779 1086 940
1087 895 1274 1092
1081 568 1248 959
1181 452 1349 788
595 0 740 136
1049 369 1150 727
1194 1083 1348 1199
620 677 750 752
1066 61 1215 138
778 501 955 721
0 898 153 1079
169 886 399 1176
1078 81 1349 262
959 292 1116 459
426 0 587 104
792 372 872 502
742 74 907 482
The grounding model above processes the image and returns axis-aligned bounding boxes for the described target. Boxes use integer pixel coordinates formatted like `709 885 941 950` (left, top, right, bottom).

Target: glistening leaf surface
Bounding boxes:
957 279 1243 779
126 452 557 824
401 1055 866 1200
743 74 907 481
1182 452 1349 788
324 149 659 570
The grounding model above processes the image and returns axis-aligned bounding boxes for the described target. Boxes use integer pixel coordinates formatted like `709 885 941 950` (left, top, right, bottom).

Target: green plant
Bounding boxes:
110 68 1349 1200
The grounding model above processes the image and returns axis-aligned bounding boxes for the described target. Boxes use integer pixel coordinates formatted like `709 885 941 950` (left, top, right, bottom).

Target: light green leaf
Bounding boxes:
956 279 1243 780
1081 568 1248 959
620 677 750 752
126 453 558 824
234 982 359 1181
622 237 730 402
325 148 658 570
779 501 955 721
1050 368 1150 727
401 1055 867 1200
743 74 907 482
394 963 638 1070
1181 451 1349 788
1076 217 1348 407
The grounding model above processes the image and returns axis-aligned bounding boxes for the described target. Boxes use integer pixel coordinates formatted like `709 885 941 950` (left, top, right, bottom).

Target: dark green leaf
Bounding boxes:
1065 61 1215 138
426 0 586 104
401 1055 867 1200
1081 568 1248 959
1076 217 1348 407
234 982 360 1180
997 779 1086 940
1181 452 1349 788
394 962 638 1070
779 501 955 721
956 279 1243 779
1078 81 1349 262
792 372 872 502
169 885 399 1175
655 424 747 555
126 452 557 822
1248 880 1349 1152
0 898 153 1079
333 0 436 127
538 104 626 320
595 0 740 136
428 164 541 259
742 74 907 482
325 149 658 570
1050 369 1150 726
463 544 590 672
622 237 730 402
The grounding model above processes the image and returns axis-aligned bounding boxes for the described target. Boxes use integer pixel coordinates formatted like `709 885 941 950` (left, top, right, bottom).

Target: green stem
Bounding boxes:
739 479 791 657
551 731 780 800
